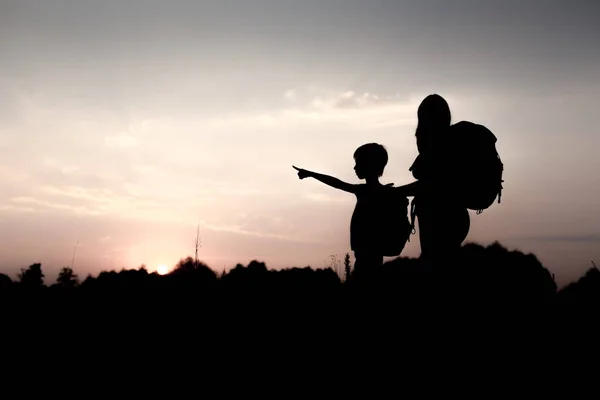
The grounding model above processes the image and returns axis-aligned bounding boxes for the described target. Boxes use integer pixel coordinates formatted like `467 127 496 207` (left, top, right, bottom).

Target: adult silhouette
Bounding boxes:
397 94 470 266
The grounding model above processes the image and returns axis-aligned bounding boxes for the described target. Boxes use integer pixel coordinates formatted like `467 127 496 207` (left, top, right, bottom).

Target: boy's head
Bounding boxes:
353 143 388 179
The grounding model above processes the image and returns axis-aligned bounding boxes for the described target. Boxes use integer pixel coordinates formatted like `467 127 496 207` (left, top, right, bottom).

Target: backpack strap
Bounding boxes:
475 177 504 215
408 197 417 241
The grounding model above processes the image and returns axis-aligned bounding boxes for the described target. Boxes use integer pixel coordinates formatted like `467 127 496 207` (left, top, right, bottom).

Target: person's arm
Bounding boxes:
395 180 420 197
293 166 359 194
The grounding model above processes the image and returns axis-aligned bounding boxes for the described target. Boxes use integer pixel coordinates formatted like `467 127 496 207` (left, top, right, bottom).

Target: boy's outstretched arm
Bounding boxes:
293 166 358 194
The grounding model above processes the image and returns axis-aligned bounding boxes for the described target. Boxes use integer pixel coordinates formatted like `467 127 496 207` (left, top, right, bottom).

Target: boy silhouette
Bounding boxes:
293 143 392 276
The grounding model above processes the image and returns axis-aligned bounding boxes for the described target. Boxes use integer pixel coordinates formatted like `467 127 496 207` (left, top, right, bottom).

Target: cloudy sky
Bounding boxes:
0 0 598 287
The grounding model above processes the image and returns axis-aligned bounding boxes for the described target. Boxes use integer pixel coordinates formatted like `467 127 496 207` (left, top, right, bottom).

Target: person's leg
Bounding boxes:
353 252 366 276
441 207 470 261
416 207 436 271
453 207 470 247
417 205 470 268
348 251 365 292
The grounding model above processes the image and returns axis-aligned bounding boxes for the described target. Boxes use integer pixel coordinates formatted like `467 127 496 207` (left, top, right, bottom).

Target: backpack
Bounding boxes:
449 121 504 213
377 187 414 257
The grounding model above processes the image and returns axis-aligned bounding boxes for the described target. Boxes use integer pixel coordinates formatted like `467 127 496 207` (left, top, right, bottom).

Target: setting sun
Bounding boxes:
156 265 170 275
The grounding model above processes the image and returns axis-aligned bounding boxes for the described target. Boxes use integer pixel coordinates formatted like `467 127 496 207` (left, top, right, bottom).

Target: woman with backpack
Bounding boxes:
396 94 471 266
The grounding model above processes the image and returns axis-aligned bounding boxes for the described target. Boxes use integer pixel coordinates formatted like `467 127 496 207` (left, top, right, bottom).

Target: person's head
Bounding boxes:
353 143 388 179
416 94 452 153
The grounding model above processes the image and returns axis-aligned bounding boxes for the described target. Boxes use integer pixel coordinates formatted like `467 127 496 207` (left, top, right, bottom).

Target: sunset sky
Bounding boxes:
1 0 598 287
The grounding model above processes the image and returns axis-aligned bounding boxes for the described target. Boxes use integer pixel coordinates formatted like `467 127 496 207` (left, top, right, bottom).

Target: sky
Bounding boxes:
0 0 598 287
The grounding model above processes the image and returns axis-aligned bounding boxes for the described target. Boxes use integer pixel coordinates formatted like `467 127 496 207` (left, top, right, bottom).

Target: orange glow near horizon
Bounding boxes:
156 265 170 275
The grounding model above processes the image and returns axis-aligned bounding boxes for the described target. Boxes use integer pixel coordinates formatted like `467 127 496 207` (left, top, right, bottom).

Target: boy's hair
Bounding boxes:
353 143 388 177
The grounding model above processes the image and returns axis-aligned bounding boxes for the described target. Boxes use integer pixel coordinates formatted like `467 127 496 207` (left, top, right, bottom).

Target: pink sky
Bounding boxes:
1 1 598 288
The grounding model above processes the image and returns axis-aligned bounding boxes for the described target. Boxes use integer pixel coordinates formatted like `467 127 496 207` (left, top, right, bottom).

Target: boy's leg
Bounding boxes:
352 252 365 280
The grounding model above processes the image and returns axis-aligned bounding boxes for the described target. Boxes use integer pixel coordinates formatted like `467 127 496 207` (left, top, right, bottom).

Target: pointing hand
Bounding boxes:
292 165 310 180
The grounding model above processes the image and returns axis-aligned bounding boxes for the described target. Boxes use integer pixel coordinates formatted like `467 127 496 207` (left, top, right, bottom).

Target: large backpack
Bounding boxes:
377 187 413 257
449 121 504 213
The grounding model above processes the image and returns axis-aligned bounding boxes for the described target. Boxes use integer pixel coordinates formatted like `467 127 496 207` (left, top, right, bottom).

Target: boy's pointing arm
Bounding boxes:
293 166 358 194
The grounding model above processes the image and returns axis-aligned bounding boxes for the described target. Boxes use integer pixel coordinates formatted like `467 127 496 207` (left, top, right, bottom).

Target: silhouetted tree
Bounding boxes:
18 263 44 288
57 267 79 289
557 265 600 305
326 254 344 280
170 256 217 291
3 241 594 336
344 253 351 282
0 273 12 290
172 256 211 273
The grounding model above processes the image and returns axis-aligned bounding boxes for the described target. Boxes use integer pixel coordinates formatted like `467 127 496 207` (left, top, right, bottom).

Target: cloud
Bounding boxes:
3 183 178 224
132 165 157 174
104 134 139 148
311 90 403 110
0 204 35 213
283 89 296 100
0 86 421 269
198 220 309 243
10 196 104 215
304 193 347 203
192 87 419 135
7 86 414 199
0 165 30 183
522 234 600 243
42 158 80 174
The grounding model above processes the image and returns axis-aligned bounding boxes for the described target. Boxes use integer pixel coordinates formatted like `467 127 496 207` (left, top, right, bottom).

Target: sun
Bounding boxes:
156 264 170 275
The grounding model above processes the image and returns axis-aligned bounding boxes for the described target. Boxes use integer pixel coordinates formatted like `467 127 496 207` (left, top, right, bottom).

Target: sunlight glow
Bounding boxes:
156 265 170 275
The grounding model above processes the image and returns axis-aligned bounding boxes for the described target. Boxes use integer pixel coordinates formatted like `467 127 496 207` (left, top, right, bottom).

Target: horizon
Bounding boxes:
1 1 599 288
